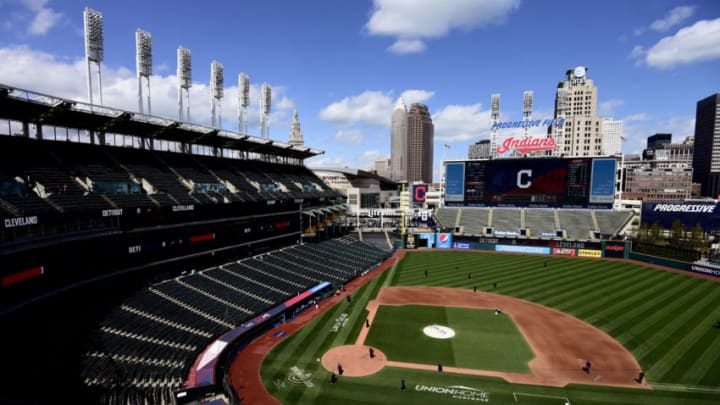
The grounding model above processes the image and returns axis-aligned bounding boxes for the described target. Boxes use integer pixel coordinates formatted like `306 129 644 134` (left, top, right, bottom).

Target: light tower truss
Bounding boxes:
490 93 500 158
83 7 104 106
260 82 271 139
177 46 192 122
238 73 249 133
210 60 224 128
135 29 152 115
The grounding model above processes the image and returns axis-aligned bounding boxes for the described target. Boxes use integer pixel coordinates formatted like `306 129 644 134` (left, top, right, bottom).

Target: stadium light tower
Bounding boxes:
83 7 104 106
136 29 152 115
260 82 271 139
177 46 192 122
490 94 500 158
523 90 533 140
210 60 224 128
238 73 250 133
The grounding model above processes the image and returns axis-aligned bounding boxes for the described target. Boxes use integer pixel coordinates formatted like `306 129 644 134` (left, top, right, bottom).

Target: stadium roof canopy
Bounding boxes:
310 167 397 190
0 83 323 161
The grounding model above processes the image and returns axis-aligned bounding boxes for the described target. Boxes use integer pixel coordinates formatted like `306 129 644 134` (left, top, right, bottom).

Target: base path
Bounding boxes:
322 286 648 389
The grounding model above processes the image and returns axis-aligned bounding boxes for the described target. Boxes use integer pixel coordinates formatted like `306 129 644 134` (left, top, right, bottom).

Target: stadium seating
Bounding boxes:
81 235 389 404
558 210 596 239
456 208 490 235
524 209 557 237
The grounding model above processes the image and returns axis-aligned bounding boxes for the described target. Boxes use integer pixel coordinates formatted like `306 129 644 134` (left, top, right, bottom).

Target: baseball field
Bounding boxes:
258 250 720 404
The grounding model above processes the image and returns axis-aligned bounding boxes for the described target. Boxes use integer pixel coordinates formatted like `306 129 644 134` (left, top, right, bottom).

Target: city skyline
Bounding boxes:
0 0 719 182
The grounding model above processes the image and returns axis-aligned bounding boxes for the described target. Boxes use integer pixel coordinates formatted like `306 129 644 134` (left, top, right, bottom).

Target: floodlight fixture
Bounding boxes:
210 60 224 128
177 46 192 121
260 82 271 139
239 73 250 108
238 72 249 133
491 93 500 120
261 82 271 115
136 29 152 114
490 93 501 158
523 90 533 118
83 7 104 106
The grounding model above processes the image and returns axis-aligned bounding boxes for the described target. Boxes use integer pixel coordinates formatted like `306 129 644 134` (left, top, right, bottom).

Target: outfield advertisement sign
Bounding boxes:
689 263 720 277
436 233 453 249
553 247 576 256
496 245 551 255
578 249 602 258
641 202 720 231
417 233 436 248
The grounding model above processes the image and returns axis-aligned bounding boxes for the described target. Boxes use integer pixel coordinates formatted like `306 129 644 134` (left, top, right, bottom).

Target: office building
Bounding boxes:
549 66 604 157
602 119 623 156
406 103 434 183
692 93 720 197
390 98 407 181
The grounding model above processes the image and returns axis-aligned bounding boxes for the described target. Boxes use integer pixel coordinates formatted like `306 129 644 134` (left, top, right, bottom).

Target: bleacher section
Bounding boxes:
81 235 389 405
558 210 596 240
435 207 459 229
595 210 634 236
491 209 521 233
456 208 490 235
437 207 635 240
524 209 557 237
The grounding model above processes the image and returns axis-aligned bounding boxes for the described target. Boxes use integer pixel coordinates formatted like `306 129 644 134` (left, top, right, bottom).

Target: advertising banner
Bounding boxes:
496 245 551 255
552 247 576 256
578 249 602 258
452 242 471 249
603 242 627 258
436 233 453 249
689 263 720 277
641 202 720 232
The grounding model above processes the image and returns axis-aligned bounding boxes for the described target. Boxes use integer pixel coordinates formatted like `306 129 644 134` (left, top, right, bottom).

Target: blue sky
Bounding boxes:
1 0 719 181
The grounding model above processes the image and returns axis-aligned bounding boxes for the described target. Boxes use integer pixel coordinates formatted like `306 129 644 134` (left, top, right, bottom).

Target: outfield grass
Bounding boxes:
364 305 533 373
261 251 720 404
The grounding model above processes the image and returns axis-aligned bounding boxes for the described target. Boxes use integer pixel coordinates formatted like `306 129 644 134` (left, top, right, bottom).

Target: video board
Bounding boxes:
444 157 616 209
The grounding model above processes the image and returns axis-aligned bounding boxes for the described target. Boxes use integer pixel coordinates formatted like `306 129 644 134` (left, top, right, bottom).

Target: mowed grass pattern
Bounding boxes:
391 251 720 387
364 305 534 373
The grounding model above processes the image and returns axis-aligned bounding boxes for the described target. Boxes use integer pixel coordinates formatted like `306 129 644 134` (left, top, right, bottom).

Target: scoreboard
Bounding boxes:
444 157 616 209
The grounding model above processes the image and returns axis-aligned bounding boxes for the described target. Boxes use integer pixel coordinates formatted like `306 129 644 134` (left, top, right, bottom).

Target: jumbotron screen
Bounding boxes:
444 157 616 209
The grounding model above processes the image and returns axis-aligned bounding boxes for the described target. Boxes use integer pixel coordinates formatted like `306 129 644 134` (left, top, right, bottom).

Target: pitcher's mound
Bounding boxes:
321 345 387 377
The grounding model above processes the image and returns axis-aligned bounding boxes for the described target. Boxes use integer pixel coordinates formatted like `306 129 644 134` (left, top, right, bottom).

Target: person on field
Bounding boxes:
369 347 375 358
401 377 406 391
338 363 344 375
636 371 645 383
366 318 370 328
330 372 337 384
583 360 592 373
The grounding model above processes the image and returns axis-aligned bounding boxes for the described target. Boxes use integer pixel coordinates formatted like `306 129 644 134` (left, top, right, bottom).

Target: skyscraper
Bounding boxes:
406 103 434 183
390 98 408 181
549 67 603 157
692 93 720 197
601 119 623 156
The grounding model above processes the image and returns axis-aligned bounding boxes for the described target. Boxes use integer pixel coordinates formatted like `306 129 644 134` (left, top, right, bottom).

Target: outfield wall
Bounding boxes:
411 233 630 259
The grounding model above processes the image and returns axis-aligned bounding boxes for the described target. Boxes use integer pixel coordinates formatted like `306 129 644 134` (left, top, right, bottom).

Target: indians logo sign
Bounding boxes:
496 136 558 154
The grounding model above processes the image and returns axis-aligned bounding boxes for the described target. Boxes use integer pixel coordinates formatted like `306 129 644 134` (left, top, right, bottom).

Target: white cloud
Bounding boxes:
319 88 434 128
388 39 426 54
641 18 720 69
432 103 491 142
599 99 624 117
319 90 392 127
650 5 696 32
358 149 382 169
0 45 295 137
27 6 62 35
305 156 351 168
333 129 365 144
400 89 434 105
366 0 521 53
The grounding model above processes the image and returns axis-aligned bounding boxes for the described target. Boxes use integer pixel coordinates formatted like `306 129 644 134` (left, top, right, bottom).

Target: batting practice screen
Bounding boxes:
444 157 617 209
